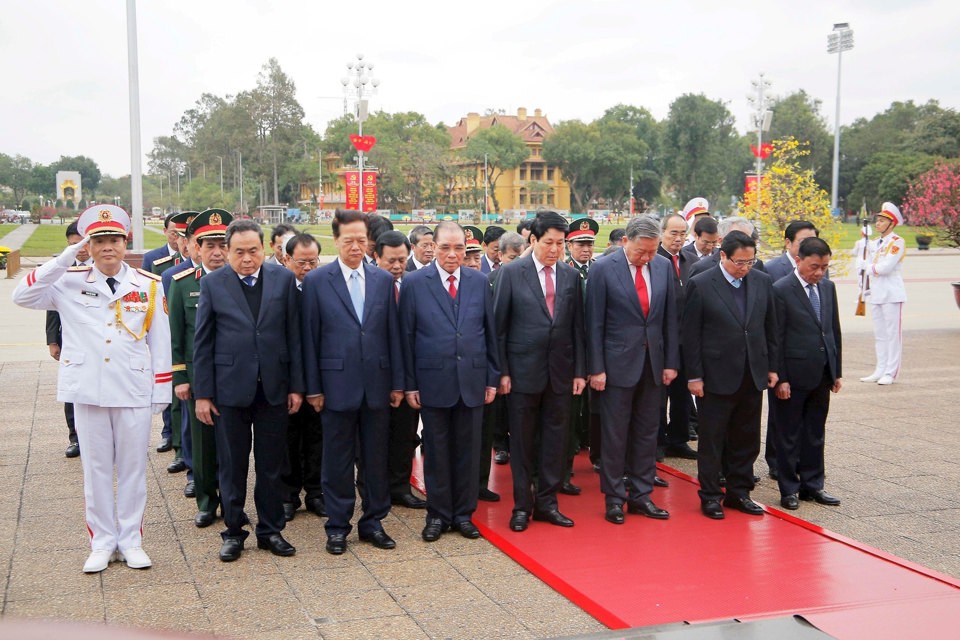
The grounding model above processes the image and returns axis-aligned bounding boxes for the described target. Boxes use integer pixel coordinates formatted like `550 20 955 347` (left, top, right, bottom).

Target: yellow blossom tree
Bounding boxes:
740 137 848 272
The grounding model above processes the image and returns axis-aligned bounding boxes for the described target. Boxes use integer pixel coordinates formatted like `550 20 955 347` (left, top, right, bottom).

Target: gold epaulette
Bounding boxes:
67 265 92 272
172 268 195 281
137 268 162 281
172 364 187 372
153 255 174 266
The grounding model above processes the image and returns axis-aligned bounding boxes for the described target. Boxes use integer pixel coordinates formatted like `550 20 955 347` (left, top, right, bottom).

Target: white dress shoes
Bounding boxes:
860 372 881 382
83 549 117 573
877 375 895 385
119 547 152 569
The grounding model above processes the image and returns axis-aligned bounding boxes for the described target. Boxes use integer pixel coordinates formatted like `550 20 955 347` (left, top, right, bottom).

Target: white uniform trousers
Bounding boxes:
74 404 151 552
869 302 903 380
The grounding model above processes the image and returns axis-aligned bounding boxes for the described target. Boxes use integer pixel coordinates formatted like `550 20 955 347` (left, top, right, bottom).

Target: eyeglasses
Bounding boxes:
729 258 757 267
292 259 319 267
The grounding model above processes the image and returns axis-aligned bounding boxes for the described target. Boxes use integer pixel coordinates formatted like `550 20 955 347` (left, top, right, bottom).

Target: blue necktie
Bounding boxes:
808 284 821 321
731 278 742 289
349 270 364 320
242 275 255 287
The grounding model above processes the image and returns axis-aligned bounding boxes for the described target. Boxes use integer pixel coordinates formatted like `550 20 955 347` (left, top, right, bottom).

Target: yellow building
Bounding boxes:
448 107 571 216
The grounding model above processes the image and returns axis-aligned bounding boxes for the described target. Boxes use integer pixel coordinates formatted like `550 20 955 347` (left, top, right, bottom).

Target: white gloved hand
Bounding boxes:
151 403 169 415
56 235 90 268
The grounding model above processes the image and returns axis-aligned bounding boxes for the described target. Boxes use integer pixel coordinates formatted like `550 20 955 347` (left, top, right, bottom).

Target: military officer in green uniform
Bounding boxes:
150 212 195 276
168 209 232 527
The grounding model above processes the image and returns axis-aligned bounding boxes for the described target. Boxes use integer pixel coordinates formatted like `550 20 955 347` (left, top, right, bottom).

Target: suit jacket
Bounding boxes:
168 265 205 386
405 259 417 273
142 244 176 274
301 259 404 412
657 245 693 317
585 249 680 388
399 262 500 408
689 251 766 278
493 255 585 395
45 310 61 345
480 254 496 274
162 258 194 295
680 243 706 265
682 266 779 395
773 275 841 389
193 262 304 407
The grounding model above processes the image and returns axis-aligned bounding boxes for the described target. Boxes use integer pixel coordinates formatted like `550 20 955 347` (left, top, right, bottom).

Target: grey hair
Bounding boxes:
498 231 526 254
660 213 685 231
225 219 264 247
625 214 661 240
719 216 754 237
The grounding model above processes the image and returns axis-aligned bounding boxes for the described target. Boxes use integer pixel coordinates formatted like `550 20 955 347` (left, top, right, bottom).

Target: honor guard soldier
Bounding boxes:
169 209 232 528
462 226 485 271
565 217 598 481
858 202 907 385
682 197 710 245
12 204 172 573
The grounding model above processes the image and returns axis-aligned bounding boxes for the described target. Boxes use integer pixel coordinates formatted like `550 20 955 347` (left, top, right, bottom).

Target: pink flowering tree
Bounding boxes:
903 161 960 248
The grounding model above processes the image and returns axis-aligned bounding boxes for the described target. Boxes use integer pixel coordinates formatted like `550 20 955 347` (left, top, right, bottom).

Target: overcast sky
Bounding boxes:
3 0 958 177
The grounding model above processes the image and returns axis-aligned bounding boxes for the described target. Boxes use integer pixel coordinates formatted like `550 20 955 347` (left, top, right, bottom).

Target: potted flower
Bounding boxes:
915 233 933 250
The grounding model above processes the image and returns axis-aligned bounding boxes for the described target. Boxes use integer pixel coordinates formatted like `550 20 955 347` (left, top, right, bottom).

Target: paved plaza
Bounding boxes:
0 249 957 638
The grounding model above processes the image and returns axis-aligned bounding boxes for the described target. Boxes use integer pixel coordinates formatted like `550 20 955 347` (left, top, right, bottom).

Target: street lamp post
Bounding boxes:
341 54 380 211
748 73 773 210
828 23 854 217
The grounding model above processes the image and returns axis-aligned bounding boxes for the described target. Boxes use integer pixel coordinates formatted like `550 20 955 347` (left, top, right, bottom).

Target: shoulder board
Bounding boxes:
67 265 92 272
891 234 901 241
172 268 195 281
137 268 162 281
153 255 174 265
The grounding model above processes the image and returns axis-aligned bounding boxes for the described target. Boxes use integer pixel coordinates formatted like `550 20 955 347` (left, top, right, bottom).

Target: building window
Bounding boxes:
547 168 554 181
519 166 527 181
530 167 544 181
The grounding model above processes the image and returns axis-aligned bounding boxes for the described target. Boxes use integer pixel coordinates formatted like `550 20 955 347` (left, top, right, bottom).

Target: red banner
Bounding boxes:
344 171 378 212
362 172 377 213
345 171 360 209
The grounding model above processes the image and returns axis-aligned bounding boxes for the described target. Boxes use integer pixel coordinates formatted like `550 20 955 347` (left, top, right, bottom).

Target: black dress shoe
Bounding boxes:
257 533 296 556
664 443 698 460
305 497 327 517
392 493 427 509
509 511 529 532
195 511 216 528
359 530 396 549
800 489 841 505
723 495 765 515
422 519 447 542
752 474 761 484
282 502 296 522
627 499 669 519
167 457 186 473
478 487 500 502
781 494 800 510
605 504 625 525
532 508 574 527
701 499 725 519
65 442 80 458
559 482 581 496
156 437 172 453
456 521 481 539
325 533 347 555
183 480 195 498
654 475 670 488
219 537 243 562
494 450 510 465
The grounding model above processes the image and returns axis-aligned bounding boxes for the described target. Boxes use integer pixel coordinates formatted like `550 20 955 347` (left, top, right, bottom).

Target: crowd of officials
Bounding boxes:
11 198 908 574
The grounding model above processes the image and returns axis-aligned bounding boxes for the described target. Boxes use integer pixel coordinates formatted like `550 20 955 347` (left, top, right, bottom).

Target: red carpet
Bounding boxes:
412 451 960 638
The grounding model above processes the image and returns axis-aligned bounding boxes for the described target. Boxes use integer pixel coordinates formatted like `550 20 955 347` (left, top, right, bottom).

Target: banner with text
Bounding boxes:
344 172 379 212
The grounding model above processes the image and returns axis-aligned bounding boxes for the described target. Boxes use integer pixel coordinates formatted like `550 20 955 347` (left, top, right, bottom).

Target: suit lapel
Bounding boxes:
791 276 822 326
522 259 552 320
425 266 457 328
611 251 643 318
256 266 274 326
710 268 744 326
361 263 376 325
329 265 361 324
744 270 758 321
225 267 255 324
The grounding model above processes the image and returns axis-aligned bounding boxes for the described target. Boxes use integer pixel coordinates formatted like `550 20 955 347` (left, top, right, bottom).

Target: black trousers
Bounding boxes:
697 372 763 501
764 387 778 473
387 401 420 498
64 402 77 443
597 359 661 506
282 402 323 506
773 369 832 497
507 386 570 513
659 354 691 446
421 401 482 526
215 383 288 541
480 395 505 490
322 400 390 537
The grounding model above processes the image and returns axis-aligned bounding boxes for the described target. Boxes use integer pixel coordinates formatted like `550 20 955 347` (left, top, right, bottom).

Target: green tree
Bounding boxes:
462 124 529 213
848 152 938 212
598 104 664 207
768 90 833 188
542 120 596 212
27 163 56 199
50 155 102 196
0 154 35 203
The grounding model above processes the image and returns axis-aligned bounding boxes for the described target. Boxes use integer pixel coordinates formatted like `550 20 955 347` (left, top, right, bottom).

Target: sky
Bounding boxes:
3 0 959 178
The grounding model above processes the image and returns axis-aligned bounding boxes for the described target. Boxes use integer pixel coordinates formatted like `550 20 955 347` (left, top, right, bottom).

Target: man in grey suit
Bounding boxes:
586 214 680 525
493 211 586 532
194 219 304 562
683 231 779 520
772 237 842 510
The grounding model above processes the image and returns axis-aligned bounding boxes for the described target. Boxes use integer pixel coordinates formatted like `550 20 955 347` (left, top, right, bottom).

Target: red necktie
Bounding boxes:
543 265 555 318
672 254 680 279
635 265 649 318
447 274 457 298
395 281 400 303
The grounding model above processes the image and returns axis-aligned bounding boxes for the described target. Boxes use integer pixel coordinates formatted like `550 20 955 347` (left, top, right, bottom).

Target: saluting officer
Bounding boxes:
168 209 232 528
12 205 172 573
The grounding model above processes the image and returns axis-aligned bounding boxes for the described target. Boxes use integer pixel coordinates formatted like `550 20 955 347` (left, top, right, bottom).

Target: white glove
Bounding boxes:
56 235 90 268
151 403 169 415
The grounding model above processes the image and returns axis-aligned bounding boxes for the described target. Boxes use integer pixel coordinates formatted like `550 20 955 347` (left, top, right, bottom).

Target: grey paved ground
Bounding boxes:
0 250 957 638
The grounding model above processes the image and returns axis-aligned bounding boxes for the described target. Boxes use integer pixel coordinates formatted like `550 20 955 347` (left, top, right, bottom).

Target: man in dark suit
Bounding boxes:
406 225 434 272
772 237 842 510
193 219 304 562
762 220 820 480
493 212 586 532
142 212 182 274
480 225 506 274
399 221 499 542
688 217 766 278
683 230 779 520
586 214 680 525
681 216 719 263
302 210 404 556
657 213 697 460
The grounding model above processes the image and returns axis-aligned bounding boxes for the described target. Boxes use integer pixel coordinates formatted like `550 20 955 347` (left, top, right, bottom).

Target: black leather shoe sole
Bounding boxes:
359 531 396 549
65 443 80 458
167 459 186 473
627 502 669 519
532 510 574 527
421 522 448 542
156 440 173 453
559 483 581 496
781 495 800 510
325 535 347 555
800 491 841 505
257 536 296 556
478 488 500 502
653 476 670 488
701 501 725 519
219 540 243 562
456 522 481 539
195 511 215 528
723 497 765 515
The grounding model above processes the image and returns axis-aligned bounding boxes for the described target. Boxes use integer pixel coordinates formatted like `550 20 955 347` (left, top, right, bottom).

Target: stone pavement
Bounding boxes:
0 250 957 638
0 223 38 250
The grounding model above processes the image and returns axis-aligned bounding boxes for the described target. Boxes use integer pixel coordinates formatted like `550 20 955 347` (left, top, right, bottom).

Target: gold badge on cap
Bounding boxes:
99 209 113 221
580 220 590 231
465 229 474 240
210 213 222 226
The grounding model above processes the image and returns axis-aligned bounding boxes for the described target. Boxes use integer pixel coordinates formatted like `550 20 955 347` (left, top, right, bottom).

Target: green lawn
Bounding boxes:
18 224 166 257
0 224 20 245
